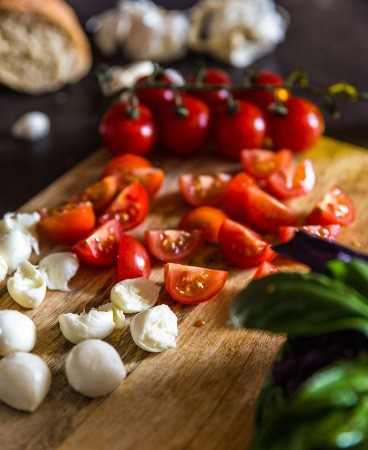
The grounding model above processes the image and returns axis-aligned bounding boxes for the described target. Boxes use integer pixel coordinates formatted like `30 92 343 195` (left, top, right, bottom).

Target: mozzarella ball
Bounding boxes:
110 277 161 314
130 304 178 352
0 310 36 356
7 261 46 308
0 255 7 282
0 228 32 273
39 252 79 291
65 339 126 398
0 352 51 412
0 212 40 255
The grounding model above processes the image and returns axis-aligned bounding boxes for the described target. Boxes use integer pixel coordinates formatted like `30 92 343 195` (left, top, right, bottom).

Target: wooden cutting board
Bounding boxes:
1 137 368 450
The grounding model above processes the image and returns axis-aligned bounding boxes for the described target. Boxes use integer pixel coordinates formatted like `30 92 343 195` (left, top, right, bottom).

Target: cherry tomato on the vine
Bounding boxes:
117 234 151 281
71 219 123 266
219 219 275 268
278 224 341 243
100 101 157 156
164 263 228 304
240 148 293 180
145 229 203 262
38 202 95 244
158 95 211 155
213 101 266 160
179 206 227 243
305 185 355 226
268 97 324 152
179 173 232 207
136 71 177 112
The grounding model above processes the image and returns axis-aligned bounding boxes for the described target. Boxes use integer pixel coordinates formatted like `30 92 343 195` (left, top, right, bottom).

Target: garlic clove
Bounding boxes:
11 111 50 141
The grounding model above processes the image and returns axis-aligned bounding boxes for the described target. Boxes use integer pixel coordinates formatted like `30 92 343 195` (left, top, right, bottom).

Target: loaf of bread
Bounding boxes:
0 0 92 94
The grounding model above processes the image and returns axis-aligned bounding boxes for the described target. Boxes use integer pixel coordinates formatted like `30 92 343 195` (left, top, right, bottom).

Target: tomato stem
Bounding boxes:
125 92 140 119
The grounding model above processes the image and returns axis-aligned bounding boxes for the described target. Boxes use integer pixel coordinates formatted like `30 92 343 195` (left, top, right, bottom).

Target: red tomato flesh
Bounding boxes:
278 224 341 243
69 175 119 212
179 173 232 207
252 261 280 280
102 154 152 179
241 148 293 179
179 206 228 243
117 234 151 281
164 263 228 304
223 172 257 222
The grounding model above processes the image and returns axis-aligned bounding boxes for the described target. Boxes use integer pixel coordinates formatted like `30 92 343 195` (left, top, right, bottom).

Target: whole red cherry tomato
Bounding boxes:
186 68 231 111
117 234 151 281
100 101 157 156
136 71 178 113
236 70 289 112
158 95 211 155
213 101 266 160
268 97 324 152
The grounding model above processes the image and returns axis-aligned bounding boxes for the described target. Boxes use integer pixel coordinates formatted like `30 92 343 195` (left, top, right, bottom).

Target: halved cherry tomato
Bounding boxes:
69 175 119 212
99 182 149 231
117 234 151 281
266 159 316 199
240 148 293 179
213 101 266 160
102 154 152 179
252 261 280 280
179 206 227 243
305 185 355 226
278 224 341 243
186 68 231 111
244 186 299 234
38 202 95 244
179 173 232 207
158 95 211 156
116 167 164 196
219 219 275 268
100 102 157 156
71 219 123 266
164 263 228 304
223 172 257 222
145 229 203 262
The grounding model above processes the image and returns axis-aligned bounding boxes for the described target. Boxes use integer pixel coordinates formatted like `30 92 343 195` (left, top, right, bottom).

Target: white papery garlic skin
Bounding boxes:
65 339 126 398
39 252 79 291
11 111 50 141
110 277 161 314
130 304 178 353
0 229 32 274
0 310 36 356
7 261 46 309
0 352 51 412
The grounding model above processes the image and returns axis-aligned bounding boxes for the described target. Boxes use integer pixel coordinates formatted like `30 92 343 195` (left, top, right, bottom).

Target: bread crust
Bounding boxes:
0 0 92 92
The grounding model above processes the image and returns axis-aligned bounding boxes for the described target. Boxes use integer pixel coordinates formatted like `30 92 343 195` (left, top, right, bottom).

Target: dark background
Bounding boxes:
1 0 368 216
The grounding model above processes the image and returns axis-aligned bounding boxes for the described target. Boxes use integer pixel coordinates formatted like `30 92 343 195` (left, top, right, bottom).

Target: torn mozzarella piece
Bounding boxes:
0 352 51 412
65 339 126 397
39 252 79 291
7 261 46 309
0 211 40 255
0 228 32 273
99 302 126 329
11 111 50 141
0 255 7 282
110 277 161 314
0 310 36 356
130 304 178 352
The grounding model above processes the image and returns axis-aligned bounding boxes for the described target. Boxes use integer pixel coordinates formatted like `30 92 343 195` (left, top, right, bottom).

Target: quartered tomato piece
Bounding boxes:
117 167 164 196
305 185 355 226
164 263 228 304
278 224 341 243
145 229 203 262
252 261 280 280
99 182 149 231
266 159 316 199
179 173 232 207
117 234 151 281
219 219 275 268
38 201 95 244
179 206 227 243
244 186 299 234
69 175 119 212
71 219 123 266
240 148 293 179
102 154 152 179
223 172 257 222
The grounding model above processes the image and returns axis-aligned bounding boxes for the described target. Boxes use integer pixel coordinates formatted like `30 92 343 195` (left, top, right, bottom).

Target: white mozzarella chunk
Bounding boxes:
11 111 50 141
110 277 161 314
0 255 7 282
130 304 178 352
0 310 36 356
98 302 126 329
0 352 51 412
65 339 126 398
58 308 117 344
0 211 40 255
0 228 32 273
7 261 46 309
39 252 79 291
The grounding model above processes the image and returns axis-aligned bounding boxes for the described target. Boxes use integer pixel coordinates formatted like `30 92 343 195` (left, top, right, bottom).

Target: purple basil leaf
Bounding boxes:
272 231 368 270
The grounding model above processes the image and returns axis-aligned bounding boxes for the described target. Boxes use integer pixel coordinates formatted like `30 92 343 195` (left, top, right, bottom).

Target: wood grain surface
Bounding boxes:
1 137 368 450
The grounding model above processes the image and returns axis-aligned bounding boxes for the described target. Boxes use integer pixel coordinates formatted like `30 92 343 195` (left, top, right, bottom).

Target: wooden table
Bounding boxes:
1 136 367 449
